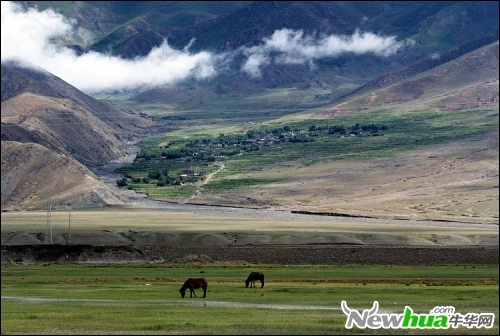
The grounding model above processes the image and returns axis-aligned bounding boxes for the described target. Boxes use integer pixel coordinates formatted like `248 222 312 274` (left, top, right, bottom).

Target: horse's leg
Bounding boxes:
190 288 196 298
203 286 207 298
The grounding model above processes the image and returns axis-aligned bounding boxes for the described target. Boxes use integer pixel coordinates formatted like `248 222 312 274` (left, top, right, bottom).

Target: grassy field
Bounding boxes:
117 107 497 192
107 105 498 223
2 90 497 334
1 264 498 335
2 209 497 334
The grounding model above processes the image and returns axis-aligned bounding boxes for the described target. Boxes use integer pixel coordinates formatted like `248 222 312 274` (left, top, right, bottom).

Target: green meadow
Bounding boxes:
1 264 498 335
113 106 498 208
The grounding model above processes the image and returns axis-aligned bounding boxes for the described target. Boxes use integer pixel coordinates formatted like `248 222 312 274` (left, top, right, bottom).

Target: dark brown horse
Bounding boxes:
180 278 207 298
245 271 264 288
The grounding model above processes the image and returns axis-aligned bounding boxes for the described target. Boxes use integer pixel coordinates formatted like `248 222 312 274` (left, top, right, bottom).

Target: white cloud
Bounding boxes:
1 1 220 92
241 28 406 78
1 1 408 91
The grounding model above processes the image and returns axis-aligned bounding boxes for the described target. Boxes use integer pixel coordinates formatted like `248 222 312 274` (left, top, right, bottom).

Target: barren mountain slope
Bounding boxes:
321 41 499 114
1 62 155 139
1 92 127 166
1 141 127 210
0 62 160 211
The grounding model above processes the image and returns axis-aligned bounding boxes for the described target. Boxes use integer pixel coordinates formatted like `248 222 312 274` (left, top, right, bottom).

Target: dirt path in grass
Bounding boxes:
0 296 341 310
183 163 225 203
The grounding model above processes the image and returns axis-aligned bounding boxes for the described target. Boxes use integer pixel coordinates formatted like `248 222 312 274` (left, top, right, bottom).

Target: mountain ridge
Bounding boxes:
1 2 498 220
1 62 160 211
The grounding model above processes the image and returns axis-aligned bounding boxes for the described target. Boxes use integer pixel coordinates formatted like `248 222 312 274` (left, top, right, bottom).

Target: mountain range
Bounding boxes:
1 1 498 222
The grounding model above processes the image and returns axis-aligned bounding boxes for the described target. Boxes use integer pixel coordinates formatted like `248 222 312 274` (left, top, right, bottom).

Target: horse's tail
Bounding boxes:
202 279 208 298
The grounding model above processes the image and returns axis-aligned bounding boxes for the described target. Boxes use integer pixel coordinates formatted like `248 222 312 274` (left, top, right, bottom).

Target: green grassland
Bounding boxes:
1 264 498 335
114 106 498 206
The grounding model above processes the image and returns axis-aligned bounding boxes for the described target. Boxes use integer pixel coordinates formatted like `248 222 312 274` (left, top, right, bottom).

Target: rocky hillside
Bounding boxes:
318 41 499 114
1 62 156 146
1 62 158 210
1 141 129 210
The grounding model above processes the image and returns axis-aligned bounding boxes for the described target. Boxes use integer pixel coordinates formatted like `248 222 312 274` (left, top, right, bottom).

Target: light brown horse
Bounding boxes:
180 278 208 298
245 271 264 288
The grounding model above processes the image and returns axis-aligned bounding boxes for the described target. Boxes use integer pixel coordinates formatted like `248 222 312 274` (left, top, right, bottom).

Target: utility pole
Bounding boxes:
68 210 71 244
45 196 52 244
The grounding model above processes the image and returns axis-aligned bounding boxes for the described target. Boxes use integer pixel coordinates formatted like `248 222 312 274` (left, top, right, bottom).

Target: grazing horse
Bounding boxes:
180 278 207 298
245 271 264 288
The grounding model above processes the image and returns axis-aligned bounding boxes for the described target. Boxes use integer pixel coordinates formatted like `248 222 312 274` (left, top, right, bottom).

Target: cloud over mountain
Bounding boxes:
241 28 408 78
1 1 405 93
